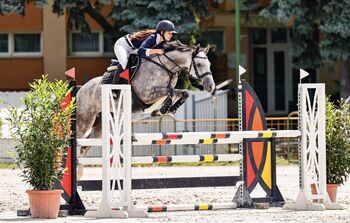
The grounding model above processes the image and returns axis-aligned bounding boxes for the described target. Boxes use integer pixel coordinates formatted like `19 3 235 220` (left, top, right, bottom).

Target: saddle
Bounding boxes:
101 54 140 85
101 55 155 112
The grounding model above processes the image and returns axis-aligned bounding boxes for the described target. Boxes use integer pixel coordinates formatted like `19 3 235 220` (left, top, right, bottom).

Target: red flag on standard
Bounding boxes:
119 69 130 81
65 67 75 79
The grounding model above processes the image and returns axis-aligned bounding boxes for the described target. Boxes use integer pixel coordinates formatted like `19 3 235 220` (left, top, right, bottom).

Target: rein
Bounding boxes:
144 49 212 87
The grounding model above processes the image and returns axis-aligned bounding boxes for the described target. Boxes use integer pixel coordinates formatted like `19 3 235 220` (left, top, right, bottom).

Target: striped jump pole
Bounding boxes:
132 130 300 145
79 154 243 166
77 130 300 147
139 202 238 212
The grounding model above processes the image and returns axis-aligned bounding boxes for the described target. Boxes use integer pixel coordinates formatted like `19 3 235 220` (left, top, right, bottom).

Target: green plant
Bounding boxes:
325 97 350 185
7 75 75 190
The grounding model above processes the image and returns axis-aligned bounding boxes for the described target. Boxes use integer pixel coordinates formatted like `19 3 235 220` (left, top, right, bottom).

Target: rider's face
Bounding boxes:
163 31 173 41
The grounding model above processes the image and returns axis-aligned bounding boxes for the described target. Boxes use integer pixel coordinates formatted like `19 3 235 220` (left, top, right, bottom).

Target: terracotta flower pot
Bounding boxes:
310 183 339 203
26 190 62 219
326 184 339 203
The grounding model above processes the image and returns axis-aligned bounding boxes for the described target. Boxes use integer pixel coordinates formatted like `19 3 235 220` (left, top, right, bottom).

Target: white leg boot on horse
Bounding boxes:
148 87 189 116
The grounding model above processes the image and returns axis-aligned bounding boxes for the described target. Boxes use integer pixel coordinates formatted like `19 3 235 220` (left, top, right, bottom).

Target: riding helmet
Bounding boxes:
156 20 177 33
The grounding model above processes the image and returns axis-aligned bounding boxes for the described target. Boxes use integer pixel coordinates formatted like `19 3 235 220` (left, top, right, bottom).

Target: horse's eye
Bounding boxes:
197 63 202 67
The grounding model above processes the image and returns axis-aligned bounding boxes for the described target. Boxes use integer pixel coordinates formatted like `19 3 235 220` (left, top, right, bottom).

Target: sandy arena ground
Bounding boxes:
0 165 349 222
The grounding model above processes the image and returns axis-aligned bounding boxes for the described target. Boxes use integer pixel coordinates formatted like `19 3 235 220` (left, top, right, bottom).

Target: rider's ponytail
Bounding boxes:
129 29 156 41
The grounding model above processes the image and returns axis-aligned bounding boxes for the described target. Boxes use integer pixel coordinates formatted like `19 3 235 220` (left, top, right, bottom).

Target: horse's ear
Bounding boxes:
203 44 210 54
194 44 200 53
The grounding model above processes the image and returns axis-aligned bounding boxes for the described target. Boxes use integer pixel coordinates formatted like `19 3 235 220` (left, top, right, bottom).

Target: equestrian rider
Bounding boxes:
114 20 177 70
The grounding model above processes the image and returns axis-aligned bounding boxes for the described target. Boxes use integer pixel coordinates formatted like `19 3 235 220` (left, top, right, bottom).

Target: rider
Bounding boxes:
110 20 177 84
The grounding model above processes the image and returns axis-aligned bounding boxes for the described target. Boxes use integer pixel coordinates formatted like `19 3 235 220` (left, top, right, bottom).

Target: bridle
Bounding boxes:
188 51 212 85
146 49 212 87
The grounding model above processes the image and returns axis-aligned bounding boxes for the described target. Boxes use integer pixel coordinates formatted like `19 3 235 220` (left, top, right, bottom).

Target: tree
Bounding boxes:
0 0 221 43
243 0 350 99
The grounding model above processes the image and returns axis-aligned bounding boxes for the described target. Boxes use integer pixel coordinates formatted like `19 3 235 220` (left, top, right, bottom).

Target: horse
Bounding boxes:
76 40 216 159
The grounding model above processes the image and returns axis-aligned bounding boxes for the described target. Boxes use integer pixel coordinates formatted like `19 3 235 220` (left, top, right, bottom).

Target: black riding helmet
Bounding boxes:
156 20 177 33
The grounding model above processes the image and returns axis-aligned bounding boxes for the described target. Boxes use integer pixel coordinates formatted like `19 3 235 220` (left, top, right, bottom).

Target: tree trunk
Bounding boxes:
340 59 350 100
83 2 112 33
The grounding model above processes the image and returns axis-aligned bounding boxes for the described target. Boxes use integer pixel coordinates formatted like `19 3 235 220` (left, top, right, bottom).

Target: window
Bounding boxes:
14 33 41 52
0 34 8 53
0 33 41 57
271 28 287 43
252 29 267 45
70 32 114 56
72 33 99 52
103 35 114 53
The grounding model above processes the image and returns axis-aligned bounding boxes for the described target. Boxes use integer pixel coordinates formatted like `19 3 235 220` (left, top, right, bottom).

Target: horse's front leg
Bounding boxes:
150 87 188 115
169 90 189 114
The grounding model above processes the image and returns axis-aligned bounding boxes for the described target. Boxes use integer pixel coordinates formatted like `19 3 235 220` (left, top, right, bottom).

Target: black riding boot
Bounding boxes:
112 64 125 84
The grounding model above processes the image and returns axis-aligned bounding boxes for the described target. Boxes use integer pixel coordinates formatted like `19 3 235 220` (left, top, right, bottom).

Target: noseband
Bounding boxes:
188 51 212 84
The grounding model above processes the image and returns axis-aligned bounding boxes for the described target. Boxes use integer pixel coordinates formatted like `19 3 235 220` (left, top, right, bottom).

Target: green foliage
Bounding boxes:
0 0 25 15
111 0 204 41
325 97 350 185
7 75 75 190
319 1 350 61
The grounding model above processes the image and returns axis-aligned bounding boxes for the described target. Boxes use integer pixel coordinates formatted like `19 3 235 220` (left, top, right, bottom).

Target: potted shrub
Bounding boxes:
325 97 350 202
7 75 75 218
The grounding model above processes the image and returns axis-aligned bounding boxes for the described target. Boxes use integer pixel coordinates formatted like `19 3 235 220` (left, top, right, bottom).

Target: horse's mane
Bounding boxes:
163 40 193 52
164 40 208 55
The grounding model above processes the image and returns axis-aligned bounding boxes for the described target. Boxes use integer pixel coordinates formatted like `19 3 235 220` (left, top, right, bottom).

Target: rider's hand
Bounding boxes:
151 49 164 55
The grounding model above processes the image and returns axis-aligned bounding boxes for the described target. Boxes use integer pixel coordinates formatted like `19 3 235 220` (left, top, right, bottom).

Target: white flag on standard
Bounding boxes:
239 65 246 76
300 68 309 81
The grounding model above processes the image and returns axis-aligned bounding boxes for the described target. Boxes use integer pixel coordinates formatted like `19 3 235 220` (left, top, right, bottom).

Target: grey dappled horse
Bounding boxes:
76 41 215 159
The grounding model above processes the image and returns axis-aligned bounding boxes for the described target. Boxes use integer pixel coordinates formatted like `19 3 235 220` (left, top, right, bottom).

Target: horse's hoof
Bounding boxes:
160 106 168 114
182 91 189 98
151 110 161 117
